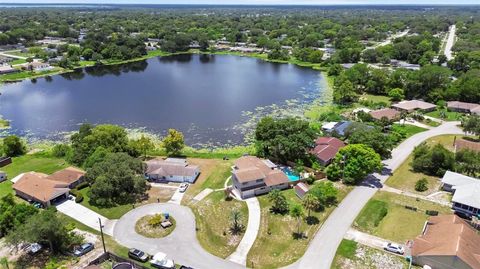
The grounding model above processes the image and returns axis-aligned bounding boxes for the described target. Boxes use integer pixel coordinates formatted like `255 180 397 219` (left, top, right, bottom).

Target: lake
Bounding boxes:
0 54 327 147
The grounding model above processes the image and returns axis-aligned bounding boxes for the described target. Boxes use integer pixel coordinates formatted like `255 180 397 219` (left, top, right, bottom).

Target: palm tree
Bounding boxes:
230 209 243 235
302 193 320 218
290 203 305 237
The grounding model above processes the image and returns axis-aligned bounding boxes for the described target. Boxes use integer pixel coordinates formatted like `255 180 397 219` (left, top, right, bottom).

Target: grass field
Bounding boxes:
192 191 248 258
425 109 464 121
391 124 428 140
246 184 351 269
0 68 64 82
353 192 451 243
0 152 68 199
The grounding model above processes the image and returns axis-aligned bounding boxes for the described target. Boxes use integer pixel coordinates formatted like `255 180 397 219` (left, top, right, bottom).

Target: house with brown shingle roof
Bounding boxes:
411 215 480 269
311 137 345 166
46 166 85 189
369 108 401 121
392 100 436 113
145 158 200 183
455 138 480 153
12 172 70 207
232 156 290 199
447 101 480 114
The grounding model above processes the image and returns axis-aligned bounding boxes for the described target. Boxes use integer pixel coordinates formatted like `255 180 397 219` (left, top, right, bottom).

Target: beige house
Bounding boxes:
411 215 480 269
392 100 436 113
145 158 200 183
447 101 480 114
12 172 70 207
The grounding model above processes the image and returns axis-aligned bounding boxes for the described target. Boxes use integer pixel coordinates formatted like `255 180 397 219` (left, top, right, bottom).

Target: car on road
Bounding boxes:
74 243 94 257
179 183 189 193
128 248 149 262
384 242 404 255
150 252 175 269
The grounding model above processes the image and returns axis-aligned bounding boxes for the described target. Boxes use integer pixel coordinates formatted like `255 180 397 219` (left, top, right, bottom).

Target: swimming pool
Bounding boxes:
282 167 300 181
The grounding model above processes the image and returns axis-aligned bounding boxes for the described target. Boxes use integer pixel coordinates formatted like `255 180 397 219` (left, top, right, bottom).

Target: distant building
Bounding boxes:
392 100 436 113
311 137 345 165
22 61 53 72
145 158 200 183
447 101 480 115
369 108 401 121
411 215 480 269
441 171 480 218
231 156 290 199
0 65 18 74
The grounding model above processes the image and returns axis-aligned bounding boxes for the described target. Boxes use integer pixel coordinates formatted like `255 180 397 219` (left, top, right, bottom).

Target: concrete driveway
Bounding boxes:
113 203 245 269
56 200 116 236
283 121 463 269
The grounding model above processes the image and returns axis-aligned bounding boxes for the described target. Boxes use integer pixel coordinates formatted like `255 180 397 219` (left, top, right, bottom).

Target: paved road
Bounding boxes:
227 197 261 265
113 203 245 269
444 25 456 61
365 29 409 51
283 121 463 269
0 51 27 60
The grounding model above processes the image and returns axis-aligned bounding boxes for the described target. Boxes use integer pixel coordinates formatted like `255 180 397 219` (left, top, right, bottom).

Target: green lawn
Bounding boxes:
10 58 26 65
353 192 451 243
391 124 428 140
78 187 134 219
360 94 392 105
192 191 248 258
425 109 464 121
0 68 64 82
0 152 68 198
247 184 351 269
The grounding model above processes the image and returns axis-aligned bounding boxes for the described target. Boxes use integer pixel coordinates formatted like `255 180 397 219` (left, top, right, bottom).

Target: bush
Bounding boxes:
415 178 429 192
75 193 84 203
75 182 90 190
51 144 72 158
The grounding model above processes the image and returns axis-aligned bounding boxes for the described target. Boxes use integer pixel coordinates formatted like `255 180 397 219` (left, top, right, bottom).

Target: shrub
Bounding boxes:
75 193 84 203
148 214 163 227
51 144 72 158
75 182 90 190
415 178 429 192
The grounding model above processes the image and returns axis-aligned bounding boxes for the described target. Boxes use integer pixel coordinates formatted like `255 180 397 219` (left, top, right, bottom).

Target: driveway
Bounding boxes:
345 228 395 251
168 187 185 205
56 200 116 236
113 203 245 269
227 197 261 265
283 121 462 269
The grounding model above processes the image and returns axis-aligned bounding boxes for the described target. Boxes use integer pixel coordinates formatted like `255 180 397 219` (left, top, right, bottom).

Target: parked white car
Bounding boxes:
179 183 189 193
384 242 404 255
150 252 175 269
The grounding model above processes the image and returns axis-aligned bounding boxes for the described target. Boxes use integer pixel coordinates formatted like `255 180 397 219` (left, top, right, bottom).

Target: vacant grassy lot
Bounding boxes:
385 134 471 194
353 192 451 243
332 239 409 269
247 184 351 269
425 109 463 121
391 124 428 140
78 187 134 219
0 152 68 198
192 191 248 258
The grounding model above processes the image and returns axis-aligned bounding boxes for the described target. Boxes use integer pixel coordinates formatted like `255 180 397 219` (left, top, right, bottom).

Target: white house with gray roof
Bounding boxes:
145 158 200 183
441 171 480 218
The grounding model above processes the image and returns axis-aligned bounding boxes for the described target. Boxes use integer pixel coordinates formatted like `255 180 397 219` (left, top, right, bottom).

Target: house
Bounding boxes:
231 156 290 199
145 158 200 183
294 182 309 199
441 171 480 218
331 121 353 137
321 122 338 133
369 108 401 121
0 65 18 74
46 167 85 189
12 172 70 207
455 138 480 153
447 101 480 114
392 100 436 113
23 61 53 72
311 137 345 165
411 215 480 269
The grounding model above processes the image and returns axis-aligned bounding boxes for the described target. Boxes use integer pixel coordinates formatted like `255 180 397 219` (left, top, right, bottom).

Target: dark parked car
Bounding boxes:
179 266 194 269
128 248 149 262
74 243 94 257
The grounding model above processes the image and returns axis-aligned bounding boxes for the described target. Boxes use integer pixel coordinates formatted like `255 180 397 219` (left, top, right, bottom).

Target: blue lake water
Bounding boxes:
0 54 327 147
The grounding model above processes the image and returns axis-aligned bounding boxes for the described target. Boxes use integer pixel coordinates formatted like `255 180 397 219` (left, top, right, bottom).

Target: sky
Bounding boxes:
0 0 478 5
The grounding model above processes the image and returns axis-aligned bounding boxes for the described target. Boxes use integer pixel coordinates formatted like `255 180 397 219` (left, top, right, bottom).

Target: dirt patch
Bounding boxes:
146 187 176 203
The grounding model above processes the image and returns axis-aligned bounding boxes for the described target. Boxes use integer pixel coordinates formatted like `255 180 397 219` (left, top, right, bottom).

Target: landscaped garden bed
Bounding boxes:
135 214 176 238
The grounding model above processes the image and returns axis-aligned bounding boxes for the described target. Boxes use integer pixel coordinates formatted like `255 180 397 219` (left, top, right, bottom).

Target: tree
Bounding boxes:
309 181 338 208
302 193 320 218
163 129 185 156
2 135 26 157
348 128 394 159
134 135 154 159
333 79 357 105
415 178 429 192
229 209 243 235
87 152 147 206
411 143 455 176
6 209 82 253
462 116 480 139
388 88 405 102
455 149 480 177
0 194 38 237
255 117 316 163
326 144 382 184
267 189 289 214
290 203 304 237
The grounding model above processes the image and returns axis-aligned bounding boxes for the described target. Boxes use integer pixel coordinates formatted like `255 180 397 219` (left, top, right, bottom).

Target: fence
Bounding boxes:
87 252 150 269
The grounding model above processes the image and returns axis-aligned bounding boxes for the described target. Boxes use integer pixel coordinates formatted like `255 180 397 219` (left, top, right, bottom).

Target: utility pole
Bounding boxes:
98 217 106 253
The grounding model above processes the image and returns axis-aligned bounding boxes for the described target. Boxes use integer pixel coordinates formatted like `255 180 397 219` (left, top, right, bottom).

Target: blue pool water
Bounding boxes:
282 168 300 181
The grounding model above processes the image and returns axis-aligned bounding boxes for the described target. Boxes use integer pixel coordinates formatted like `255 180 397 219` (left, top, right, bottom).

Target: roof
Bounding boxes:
333 121 353 136
311 137 345 163
447 101 480 112
12 172 70 203
0 65 16 72
294 182 309 195
455 139 480 153
441 170 478 187
411 215 480 269
233 156 289 186
321 122 338 130
392 100 436 111
369 108 400 121
146 159 199 178
452 183 480 209
46 167 85 185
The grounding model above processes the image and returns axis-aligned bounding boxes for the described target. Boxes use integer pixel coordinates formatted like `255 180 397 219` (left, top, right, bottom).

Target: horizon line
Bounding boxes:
1 3 480 6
